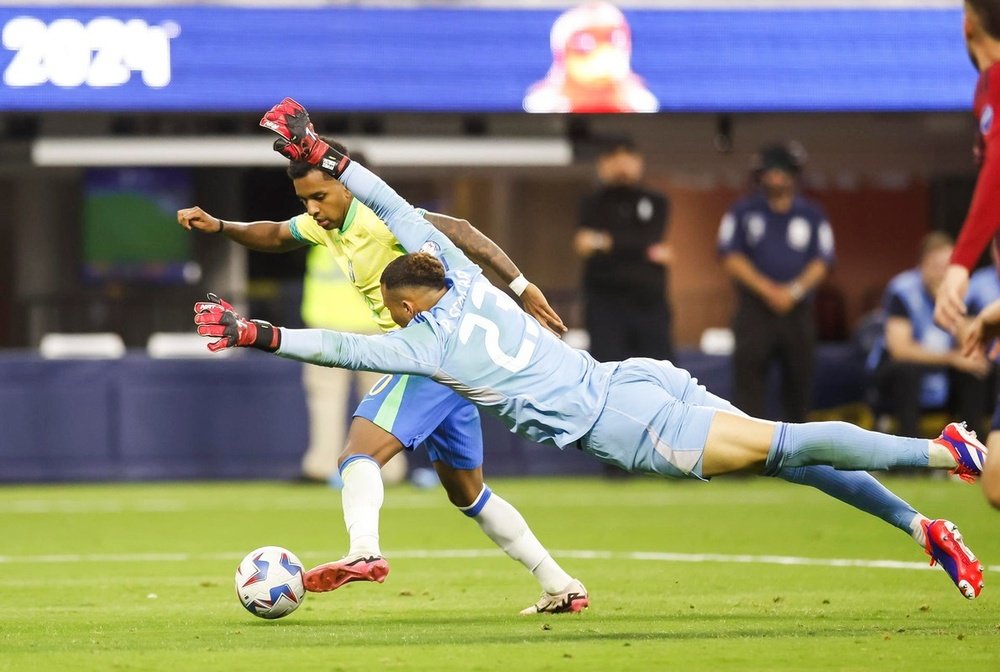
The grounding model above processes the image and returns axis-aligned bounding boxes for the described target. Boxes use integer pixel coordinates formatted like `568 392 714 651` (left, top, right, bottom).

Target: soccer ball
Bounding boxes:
234 546 306 619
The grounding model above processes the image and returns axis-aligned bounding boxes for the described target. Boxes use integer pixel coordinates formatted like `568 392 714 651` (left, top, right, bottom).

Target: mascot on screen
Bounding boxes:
523 1 659 113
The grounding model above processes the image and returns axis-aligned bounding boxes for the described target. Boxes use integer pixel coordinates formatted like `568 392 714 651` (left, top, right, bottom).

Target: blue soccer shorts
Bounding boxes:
353 373 483 470
580 358 746 480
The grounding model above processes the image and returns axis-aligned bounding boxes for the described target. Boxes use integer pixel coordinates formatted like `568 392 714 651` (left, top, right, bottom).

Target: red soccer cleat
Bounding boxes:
922 519 984 599
933 422 988 483
303 555 390 593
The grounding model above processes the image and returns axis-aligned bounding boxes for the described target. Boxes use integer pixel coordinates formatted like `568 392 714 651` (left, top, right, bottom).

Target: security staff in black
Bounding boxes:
717 143 835 422
574 138 674 362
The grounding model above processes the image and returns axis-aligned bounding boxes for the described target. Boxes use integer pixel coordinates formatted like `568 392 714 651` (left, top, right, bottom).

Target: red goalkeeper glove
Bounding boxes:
259 97 351 178
193 293 281 353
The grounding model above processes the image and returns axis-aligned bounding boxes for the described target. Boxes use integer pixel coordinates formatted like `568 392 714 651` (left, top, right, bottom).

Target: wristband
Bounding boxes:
509 274 530 297
250 320 281 352
218 219 226 234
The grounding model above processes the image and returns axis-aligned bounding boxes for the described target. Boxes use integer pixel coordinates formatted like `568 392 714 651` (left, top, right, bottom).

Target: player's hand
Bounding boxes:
259 98 350 177
949 349 991 378
193 293 281 352
178 206 222 234
519 283 567 336
961 298 1000 359
934 264 970 334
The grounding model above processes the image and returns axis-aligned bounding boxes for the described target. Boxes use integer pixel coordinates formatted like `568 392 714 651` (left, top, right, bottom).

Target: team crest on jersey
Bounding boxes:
981 104 994 135
420 240 441 257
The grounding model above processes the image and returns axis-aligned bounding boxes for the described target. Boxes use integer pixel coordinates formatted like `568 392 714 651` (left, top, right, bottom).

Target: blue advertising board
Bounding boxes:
0 5 978 113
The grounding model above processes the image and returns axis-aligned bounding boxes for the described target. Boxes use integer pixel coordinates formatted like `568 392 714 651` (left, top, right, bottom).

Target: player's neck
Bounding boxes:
972 39 1000 72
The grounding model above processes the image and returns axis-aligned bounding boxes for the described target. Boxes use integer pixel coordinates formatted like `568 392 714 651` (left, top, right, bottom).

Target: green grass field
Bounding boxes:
1 476 998 671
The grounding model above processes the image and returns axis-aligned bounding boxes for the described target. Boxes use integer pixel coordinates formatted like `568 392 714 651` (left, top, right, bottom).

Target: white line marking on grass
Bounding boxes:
0 548 996 574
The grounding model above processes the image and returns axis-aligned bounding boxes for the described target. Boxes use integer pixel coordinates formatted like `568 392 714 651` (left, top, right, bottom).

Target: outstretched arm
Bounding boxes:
178 206 305 253
424 212 566 334
193 294 440 376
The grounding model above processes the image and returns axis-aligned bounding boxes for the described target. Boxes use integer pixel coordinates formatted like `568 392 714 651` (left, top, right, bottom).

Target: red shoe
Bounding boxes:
922 519 984 599
933 422 987 483
303 555 390 593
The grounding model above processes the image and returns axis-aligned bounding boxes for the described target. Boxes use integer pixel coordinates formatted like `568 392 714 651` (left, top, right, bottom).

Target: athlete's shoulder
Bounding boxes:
728 193 762 217
289 212 323 245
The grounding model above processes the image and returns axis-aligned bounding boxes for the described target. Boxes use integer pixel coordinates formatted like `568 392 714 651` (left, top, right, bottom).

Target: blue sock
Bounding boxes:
765 421 929 475
775 465 918 534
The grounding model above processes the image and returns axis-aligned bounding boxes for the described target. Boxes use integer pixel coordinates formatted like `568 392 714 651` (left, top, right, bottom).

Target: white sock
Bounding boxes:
341 456 384 557
462 485 573 594
927 440 959 469
909 514 930 547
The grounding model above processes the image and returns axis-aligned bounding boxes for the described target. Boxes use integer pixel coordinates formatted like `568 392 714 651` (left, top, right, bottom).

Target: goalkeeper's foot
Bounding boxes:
933 422 987 483
519 579 589 615
922 519 984 599
303 554 389 593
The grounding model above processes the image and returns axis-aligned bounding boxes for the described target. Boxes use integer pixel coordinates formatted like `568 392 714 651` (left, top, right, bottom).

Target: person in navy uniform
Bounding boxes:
718 143 834 422
868 233 990 437
574 137 673 363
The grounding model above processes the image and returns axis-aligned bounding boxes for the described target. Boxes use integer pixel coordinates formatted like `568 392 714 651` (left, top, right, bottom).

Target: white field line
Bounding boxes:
0 548 996 573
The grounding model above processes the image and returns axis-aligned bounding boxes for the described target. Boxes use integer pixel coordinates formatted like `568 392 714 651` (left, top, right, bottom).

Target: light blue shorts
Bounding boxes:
579 358 745 480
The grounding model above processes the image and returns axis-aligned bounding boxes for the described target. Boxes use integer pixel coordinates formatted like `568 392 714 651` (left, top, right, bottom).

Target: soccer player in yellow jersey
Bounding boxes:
177 139 588 614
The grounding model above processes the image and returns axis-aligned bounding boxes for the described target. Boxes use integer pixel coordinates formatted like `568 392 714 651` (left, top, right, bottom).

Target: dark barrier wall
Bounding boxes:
0 346 864 483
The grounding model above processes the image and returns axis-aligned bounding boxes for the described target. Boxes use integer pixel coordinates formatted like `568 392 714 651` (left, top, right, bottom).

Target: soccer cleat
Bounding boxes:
303 555 389 593
922 519 984 599
933 422 988 483
519 579 589 615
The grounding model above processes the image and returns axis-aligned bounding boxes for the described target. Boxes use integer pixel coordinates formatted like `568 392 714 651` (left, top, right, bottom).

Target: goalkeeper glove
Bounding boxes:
259 97 351 178
193 293 281 353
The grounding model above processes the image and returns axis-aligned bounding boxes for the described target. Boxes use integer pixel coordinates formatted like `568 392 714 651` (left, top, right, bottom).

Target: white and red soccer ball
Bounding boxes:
235 546 305 619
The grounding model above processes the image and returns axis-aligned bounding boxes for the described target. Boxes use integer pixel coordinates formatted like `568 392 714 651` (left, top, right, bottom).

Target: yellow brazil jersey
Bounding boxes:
289 198 406 333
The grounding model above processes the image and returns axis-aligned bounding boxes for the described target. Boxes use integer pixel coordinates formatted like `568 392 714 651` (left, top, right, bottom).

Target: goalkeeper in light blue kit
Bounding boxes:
198 101 988 602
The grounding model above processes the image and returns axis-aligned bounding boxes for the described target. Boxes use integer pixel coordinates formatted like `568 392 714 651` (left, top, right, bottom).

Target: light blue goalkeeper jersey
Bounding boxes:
277 161 617 448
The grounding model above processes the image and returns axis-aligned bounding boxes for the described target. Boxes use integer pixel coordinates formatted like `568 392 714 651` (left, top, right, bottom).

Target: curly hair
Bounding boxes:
380 253 446 291
286 137 351 180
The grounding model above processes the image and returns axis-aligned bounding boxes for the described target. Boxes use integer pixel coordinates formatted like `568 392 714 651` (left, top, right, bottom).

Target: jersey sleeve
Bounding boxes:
288 213 323 246
808 210 836 266
338 162 473 271
276 323 442 377
953 68 1000 269
716 208 745 256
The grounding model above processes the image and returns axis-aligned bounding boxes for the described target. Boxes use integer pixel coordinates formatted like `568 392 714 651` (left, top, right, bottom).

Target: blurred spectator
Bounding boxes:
965 262 1000 317
573 137 673 363
867 232 990 437
718 142 834 422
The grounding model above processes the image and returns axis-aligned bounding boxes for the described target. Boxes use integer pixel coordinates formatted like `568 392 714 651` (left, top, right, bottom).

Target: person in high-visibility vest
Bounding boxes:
300 246 407 484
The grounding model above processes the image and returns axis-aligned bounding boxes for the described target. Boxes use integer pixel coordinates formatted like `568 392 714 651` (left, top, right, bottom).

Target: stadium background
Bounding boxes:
0 0 988 481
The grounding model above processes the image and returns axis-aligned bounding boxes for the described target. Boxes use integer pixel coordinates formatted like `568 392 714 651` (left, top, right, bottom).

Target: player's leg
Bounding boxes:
594 359 984 597
303 373 408 593
982 395 1000 507
701 412 984 478
425 403 588 615
302 415 400 593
